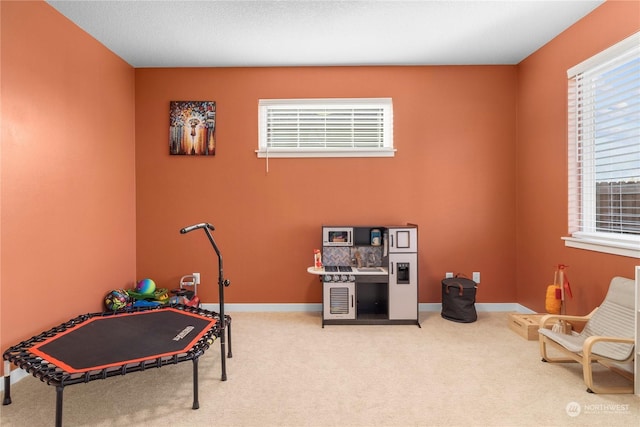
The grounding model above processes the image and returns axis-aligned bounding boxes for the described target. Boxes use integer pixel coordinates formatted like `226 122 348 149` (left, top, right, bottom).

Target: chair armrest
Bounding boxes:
583 335 635 360
584 335 634 347
539 308 596 328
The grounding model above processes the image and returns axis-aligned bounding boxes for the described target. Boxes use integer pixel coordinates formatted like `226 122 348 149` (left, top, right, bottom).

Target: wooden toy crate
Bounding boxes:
508 313 546 340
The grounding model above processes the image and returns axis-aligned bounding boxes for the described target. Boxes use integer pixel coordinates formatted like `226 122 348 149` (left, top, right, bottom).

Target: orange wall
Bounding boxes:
1 0 638 360
0 1 137 353
516 0 640 314
135 66 518 305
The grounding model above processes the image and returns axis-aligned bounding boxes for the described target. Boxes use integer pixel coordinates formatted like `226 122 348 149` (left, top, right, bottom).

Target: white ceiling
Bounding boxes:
46 0 605 68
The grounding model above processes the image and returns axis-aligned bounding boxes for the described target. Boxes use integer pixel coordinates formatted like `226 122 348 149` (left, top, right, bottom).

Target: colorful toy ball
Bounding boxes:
104 289 130 311
136 278 156 295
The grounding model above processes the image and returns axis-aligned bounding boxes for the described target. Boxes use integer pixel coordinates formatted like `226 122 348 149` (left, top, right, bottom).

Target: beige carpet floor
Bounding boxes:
0 311 638 427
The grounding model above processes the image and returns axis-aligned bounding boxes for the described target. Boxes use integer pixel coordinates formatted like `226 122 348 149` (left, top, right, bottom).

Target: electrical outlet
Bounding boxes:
472 272 480 284
193 272 201 285
445 272 454 278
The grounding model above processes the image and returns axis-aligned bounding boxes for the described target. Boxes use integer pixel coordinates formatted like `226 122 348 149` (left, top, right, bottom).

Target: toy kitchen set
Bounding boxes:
307 225 420 327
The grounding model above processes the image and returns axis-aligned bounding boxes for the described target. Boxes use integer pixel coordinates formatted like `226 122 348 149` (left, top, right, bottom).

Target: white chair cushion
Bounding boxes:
538 329 585 353
538 276 635 361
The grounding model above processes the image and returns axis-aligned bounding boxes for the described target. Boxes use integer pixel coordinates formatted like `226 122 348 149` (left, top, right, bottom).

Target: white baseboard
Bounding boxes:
202 303 323 312
202 302 536 313
419 302 535 313
1 364 29 393
1 302 535 392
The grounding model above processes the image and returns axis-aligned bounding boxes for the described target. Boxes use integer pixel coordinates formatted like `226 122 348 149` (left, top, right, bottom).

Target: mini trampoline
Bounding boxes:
3 222 233 427
3 304 231 427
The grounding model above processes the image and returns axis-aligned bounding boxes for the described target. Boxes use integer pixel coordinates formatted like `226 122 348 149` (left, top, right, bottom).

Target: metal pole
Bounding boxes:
203 227 228 381
180 223 230 381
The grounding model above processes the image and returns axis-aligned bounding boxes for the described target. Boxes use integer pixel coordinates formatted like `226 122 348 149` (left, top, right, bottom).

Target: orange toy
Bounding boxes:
545 270 562 314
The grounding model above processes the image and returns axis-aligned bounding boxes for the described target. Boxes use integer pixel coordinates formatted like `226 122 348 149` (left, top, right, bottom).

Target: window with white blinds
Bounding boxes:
564 32 640 258
257 98 394 158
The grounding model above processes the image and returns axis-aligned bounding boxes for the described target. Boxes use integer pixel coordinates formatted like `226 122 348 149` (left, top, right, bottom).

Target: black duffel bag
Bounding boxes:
441 277 477 323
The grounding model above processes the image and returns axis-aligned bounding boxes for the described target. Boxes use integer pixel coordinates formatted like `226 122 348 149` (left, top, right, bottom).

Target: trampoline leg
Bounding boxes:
2 367 11 406
55 386 64 427
226 317 233 358
192 358 199 410
219 335 227 381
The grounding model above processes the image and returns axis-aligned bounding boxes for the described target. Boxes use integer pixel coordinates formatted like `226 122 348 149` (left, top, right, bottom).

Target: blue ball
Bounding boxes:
136 278 156 294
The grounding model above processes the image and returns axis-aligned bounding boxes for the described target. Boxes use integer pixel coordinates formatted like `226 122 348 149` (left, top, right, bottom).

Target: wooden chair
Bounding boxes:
538 276 635 394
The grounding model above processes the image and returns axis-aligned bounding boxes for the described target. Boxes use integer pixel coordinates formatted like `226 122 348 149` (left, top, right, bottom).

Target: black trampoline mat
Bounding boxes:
31 308 217 373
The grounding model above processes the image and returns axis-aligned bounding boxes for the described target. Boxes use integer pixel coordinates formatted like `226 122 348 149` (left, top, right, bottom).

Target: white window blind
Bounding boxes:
257 98 394 158
564 32 640 258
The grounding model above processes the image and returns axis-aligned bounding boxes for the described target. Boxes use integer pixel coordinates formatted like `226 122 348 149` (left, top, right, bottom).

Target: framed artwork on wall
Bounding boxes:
169 101 216 155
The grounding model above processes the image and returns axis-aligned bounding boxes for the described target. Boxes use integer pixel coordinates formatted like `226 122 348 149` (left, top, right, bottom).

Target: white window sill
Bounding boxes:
562 234 640 258
256 149 396 158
